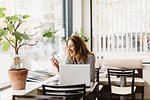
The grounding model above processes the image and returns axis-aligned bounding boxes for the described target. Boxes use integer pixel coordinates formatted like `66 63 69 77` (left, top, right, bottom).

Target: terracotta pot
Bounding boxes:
8 69 28 90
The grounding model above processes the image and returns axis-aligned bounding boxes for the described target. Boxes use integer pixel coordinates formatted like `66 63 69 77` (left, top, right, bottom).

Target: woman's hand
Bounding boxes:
51 57 59 72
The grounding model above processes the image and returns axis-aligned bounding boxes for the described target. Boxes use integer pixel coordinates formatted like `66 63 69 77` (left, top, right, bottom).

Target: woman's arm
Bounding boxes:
87 54 96 82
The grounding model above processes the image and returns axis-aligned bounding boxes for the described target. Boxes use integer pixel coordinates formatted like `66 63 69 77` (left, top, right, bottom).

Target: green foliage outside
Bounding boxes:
72 27 89 42
42 28 58 38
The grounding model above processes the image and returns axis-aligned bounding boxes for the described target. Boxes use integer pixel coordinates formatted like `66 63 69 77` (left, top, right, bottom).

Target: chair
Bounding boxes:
107 68 136 100
12 95 64 100
95 68 100 100
95 68 103 100
42 84 86 100
95 68 100 83
98 59 144 100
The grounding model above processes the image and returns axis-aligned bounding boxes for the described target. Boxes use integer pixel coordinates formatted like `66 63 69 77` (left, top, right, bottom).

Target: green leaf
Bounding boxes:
0 12 5 18
22 15 30 19
0 29 4 37
23 20 27 23
43 32 53 38
11 15 19 22
0 29 8 37
80 34 84 38
18 39 22 44
6 16 11 21
83 36 89 42
72 28 89 42
8 24 14 32
34 25 44 30
1 41 10 51
12 31 29 41
0 7 6 12
80 27 84 34
3 30 8 36
22 34 29 40
9 38 15 44
4 20 8 23
42 28 58 38
0 7 6 18
12 32 22 40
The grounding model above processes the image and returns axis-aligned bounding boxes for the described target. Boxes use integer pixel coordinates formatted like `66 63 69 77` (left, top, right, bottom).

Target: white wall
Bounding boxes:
72 0 82 31
82 0 91 49
72 0 91 49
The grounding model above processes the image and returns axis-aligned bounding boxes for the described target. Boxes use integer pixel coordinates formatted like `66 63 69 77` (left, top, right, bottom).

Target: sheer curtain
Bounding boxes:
92 0 150 60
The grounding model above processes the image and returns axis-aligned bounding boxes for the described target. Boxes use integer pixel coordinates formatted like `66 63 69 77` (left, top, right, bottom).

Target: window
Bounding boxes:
0 0 64 85
92 0 150 59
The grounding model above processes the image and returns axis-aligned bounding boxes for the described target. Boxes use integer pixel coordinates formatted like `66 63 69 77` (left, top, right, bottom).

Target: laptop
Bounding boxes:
59 64 91 87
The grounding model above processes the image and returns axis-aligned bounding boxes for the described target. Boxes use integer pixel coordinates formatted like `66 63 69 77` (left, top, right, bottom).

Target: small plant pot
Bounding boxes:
8 69 28 90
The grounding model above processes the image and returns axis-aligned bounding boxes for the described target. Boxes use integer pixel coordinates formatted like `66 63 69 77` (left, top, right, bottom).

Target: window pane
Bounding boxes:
0 0 64 84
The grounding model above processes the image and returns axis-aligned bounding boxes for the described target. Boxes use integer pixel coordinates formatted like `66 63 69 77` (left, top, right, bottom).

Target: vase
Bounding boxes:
8 69 28 90
8 54 28 90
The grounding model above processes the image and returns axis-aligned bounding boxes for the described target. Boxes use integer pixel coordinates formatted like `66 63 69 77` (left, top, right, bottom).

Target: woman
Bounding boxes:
51 36 95 82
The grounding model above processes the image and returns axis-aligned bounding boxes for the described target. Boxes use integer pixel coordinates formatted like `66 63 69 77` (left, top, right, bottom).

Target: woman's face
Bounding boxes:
67 40 76 57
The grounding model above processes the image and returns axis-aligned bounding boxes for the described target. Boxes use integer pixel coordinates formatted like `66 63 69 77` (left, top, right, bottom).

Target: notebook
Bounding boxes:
59 64 91 87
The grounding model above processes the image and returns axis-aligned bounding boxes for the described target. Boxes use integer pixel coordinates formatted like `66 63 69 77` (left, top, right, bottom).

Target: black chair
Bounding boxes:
12 95 64 100
95 68 100 83
42 84 86 100
107 68 136 100
95 68 103 100
95 68 100 100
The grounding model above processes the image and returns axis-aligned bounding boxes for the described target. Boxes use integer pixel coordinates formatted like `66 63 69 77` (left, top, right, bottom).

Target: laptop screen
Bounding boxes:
59 64 91 87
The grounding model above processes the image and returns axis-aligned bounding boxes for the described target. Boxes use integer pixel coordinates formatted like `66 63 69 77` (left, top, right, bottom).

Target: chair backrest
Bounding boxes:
95 68 99 83
107 68 135 94
42 84 86 100
12 95 63 100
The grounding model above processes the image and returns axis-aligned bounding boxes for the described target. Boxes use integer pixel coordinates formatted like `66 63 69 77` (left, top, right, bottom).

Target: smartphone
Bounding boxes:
51 54 59 63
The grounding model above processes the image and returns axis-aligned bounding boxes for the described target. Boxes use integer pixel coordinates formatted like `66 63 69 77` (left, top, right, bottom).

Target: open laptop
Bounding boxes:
59 64 91 87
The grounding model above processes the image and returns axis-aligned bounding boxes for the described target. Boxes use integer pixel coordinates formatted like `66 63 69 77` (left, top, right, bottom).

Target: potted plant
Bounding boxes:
72 27 89 42
0 8 38 90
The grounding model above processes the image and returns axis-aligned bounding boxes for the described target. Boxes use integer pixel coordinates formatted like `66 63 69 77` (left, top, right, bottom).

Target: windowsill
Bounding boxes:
0 81 11 91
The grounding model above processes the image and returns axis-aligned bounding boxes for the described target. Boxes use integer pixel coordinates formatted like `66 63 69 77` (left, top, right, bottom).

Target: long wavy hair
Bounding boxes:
66 36 95 64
